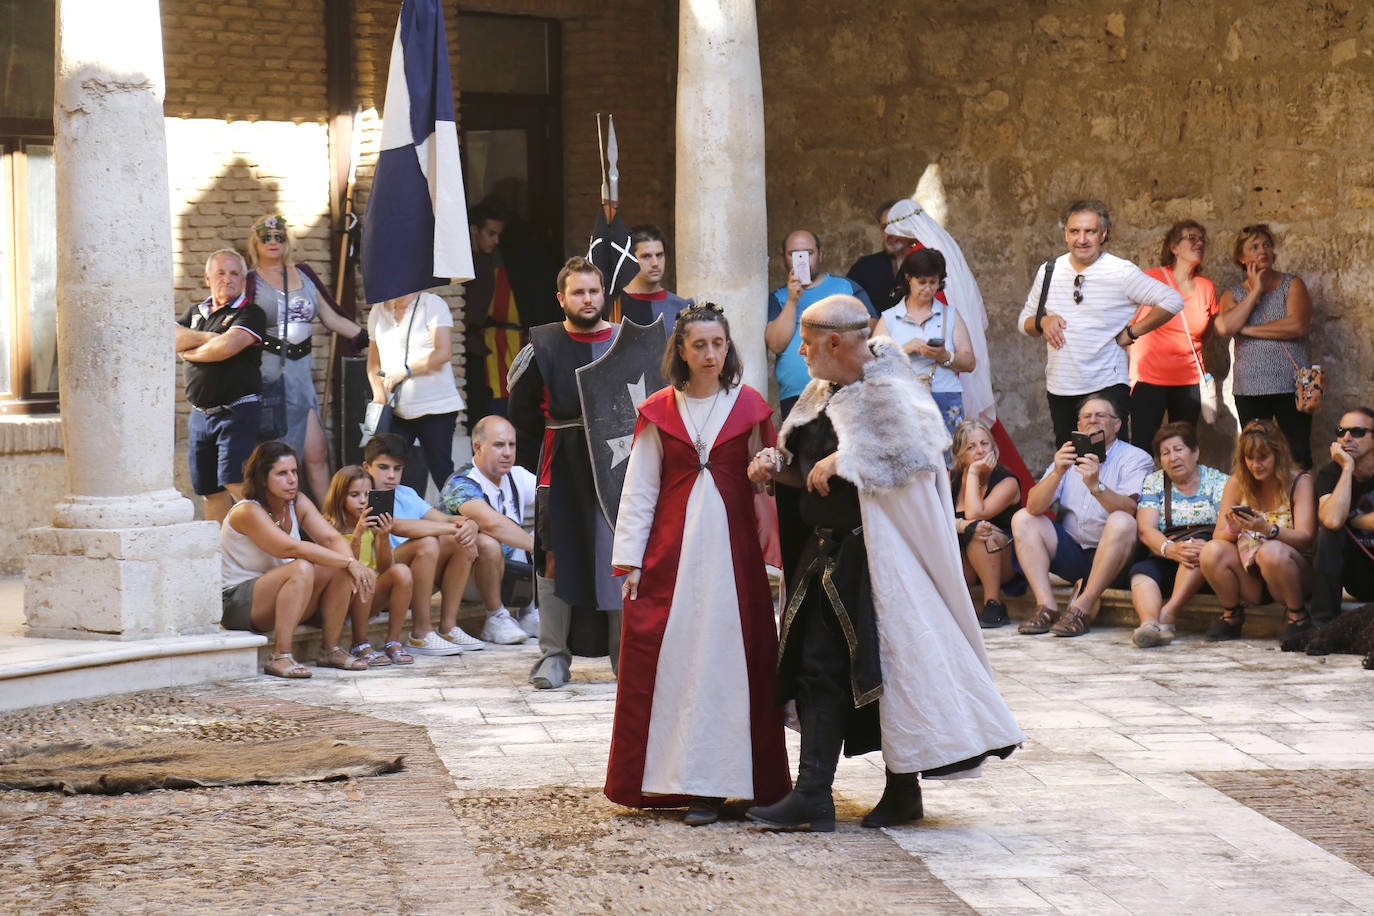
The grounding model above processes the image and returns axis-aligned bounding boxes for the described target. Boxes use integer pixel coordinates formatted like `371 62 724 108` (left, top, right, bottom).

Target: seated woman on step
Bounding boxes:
1199 420 1315 643
220 440 377 678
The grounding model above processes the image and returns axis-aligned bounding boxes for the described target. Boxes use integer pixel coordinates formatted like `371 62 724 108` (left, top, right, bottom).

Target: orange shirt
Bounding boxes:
1130 267 1218 386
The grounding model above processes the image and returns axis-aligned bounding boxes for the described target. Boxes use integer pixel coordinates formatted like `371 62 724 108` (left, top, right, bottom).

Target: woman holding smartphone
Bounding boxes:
1199 420 1315 641
322 465 415 666
872 248 975 438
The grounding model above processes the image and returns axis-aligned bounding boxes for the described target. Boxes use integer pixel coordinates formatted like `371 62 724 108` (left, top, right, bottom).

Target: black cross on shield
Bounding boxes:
575 316 670 527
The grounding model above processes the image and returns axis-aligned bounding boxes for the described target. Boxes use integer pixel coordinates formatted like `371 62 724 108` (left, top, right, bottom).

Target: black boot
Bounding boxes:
746 703 843 833
860 769 923 828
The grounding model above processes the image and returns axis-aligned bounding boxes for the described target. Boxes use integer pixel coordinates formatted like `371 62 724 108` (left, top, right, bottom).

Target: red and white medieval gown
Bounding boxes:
604 384 791 807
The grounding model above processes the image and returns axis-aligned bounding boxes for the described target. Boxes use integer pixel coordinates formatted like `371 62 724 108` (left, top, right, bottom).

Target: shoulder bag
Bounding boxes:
361 297 419 446
1162 478 1214 546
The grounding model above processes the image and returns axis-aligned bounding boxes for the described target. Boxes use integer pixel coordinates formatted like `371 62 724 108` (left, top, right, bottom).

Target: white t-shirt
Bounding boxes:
465 464 536 563
369 292 465 419
1017 252 1183 396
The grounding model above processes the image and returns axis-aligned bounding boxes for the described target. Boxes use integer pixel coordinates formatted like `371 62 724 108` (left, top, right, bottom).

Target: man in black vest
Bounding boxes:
508 257 623 688
174 248 267 524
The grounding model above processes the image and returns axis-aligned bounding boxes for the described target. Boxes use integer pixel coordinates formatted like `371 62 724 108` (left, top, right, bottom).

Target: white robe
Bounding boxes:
612 386 757 798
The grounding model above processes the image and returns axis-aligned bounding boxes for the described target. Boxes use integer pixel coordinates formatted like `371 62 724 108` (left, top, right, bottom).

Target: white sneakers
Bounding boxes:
481 608 530 645
516 604 540 638
407 631 464 656
442 625 487 652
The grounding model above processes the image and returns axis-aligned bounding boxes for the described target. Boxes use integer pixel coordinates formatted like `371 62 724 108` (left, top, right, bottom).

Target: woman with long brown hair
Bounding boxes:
1199 420 1315 642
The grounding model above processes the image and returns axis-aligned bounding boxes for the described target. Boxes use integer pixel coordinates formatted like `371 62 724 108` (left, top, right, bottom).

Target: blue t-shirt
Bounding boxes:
768 274 877 400
388 484 434 549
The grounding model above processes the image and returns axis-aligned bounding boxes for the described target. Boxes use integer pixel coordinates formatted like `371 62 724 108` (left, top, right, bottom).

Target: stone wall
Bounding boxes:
756 0 1374 469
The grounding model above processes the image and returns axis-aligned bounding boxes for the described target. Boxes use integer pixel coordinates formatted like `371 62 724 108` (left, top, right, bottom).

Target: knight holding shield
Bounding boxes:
508 256 667 688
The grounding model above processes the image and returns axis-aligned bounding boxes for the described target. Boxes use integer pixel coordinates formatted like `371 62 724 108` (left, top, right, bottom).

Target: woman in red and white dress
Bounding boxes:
605 303 790 826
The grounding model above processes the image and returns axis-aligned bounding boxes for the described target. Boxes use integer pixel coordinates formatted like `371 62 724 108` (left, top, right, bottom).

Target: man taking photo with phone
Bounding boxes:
1010 395 1154 638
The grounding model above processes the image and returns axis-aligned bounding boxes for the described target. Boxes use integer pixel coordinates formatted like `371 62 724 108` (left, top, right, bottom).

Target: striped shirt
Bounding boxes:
1018 252 1183 396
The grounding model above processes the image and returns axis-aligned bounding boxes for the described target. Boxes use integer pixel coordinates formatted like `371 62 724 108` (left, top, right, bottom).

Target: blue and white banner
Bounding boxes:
361 0 473 304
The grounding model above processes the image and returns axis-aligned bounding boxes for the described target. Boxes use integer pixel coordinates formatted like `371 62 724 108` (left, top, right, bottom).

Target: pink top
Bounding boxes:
1130 266 1218 386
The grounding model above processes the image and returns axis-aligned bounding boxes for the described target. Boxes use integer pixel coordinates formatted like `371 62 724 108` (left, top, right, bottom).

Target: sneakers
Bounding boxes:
517 604 540 638
407 631 464 656
978 599 1010 629
482 608 530 645
442 626 486 651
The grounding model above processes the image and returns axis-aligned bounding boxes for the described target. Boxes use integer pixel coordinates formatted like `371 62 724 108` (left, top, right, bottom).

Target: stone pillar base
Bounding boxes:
23 521 222 639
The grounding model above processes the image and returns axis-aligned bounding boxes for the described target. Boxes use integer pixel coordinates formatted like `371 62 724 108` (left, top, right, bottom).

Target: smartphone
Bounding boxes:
926 337 944 348
1069 430 1107 462
790 249 811 286
1230 504 1256 518
366 489 395 518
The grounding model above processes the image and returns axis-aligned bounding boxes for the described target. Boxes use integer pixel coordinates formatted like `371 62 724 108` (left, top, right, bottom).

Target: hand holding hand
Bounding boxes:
347 560 376 603
1172 538 1204 568
748 448 783 485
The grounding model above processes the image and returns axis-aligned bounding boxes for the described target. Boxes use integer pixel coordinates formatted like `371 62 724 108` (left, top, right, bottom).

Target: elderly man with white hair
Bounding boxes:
175 248 269 524
745 295 1023 833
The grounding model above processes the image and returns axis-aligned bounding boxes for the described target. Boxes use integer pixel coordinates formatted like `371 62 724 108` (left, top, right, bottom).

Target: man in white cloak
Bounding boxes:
745 294 1024 832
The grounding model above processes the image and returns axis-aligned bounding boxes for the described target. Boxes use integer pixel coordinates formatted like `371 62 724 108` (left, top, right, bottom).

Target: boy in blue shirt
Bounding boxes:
363 433 485 655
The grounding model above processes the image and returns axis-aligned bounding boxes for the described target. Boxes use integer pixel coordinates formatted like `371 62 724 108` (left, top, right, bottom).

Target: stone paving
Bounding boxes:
5 623 1374 914
235 626 1374 915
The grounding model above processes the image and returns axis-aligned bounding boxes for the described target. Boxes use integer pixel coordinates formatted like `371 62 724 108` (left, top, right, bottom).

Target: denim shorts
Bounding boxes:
188 399 262 495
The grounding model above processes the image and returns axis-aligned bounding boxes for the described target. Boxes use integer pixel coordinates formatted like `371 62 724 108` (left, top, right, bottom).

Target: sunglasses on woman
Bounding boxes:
257 231 287 243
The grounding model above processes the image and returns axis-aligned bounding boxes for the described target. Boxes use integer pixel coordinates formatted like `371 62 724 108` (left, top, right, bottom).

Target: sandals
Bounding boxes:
265 653 312 679
1282 609 1313 644
350 642 392 668
384 641 415 665
1205 607 1245 642
1050 606 1090 638
318 646 369 671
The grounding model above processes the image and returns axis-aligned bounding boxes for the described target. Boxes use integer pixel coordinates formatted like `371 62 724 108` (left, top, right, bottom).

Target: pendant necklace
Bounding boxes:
683 389 723 455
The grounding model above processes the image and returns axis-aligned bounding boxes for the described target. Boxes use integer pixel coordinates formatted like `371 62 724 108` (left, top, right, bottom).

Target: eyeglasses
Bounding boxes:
1079 411 1117 421
1073 273 1084 304
1179 233 1206 244
1336 426 1373 439
257 231 287 243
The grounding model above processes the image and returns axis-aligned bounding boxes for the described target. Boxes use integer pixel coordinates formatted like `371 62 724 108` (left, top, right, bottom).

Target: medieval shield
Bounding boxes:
576 316 669 527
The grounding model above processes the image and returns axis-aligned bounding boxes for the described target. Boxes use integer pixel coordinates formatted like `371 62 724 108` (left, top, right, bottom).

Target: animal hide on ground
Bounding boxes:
0 735 404 795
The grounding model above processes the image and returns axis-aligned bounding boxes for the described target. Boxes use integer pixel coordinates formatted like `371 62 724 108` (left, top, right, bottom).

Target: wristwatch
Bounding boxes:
1093 482 1108 494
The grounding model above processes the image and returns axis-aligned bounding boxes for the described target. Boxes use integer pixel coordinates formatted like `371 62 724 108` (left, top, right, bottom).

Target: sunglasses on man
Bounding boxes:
1336 426 1372 439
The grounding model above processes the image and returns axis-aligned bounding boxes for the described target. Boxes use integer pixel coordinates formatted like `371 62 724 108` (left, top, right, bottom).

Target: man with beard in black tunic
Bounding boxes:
508 257 623 689
745 295 1024 832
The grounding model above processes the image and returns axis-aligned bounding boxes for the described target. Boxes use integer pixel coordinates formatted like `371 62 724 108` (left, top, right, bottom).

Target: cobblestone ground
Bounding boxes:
2 628 1373 914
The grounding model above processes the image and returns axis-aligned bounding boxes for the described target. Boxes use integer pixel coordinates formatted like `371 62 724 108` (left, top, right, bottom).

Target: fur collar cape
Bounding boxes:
778 336 951 492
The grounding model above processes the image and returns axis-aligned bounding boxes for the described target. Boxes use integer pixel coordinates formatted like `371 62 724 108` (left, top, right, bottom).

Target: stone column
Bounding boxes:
674 0 769 394
23 0 221 639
